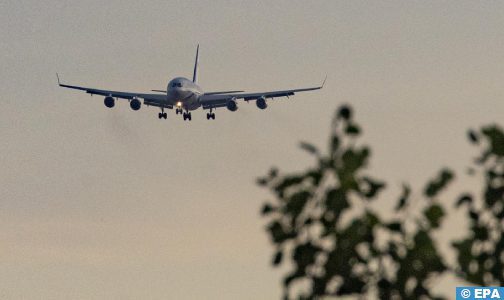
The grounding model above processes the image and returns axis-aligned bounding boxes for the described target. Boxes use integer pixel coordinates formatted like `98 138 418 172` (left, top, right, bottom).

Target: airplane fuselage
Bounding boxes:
167 77 203 111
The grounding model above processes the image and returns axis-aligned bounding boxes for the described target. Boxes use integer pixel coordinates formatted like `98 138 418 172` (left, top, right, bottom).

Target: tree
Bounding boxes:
258 105 504 299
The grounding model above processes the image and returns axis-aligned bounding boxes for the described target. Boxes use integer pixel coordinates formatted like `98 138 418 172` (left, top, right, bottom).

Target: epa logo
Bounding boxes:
459 287 502 299
460 289 471 298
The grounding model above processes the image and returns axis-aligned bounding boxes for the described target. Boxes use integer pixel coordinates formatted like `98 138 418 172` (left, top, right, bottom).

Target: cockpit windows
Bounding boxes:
171 82 183 88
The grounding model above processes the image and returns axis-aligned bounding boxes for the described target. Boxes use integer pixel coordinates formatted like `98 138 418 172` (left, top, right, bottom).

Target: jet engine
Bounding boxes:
104 96 115 108
130 98 141 111
256 96 267 109
226 98 238 112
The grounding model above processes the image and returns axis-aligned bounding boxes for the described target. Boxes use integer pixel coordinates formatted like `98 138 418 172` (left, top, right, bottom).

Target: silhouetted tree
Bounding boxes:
258 105 503 299
452 126 504 286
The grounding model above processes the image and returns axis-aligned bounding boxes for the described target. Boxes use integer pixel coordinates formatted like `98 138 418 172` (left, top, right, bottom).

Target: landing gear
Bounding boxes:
175 108 182 115
206 108 216 120
158 109 167 119
183 112 192 121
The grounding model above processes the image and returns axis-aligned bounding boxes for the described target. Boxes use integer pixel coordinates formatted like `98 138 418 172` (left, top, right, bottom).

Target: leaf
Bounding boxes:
343 147 370 173
256 177 268 186
285 190 311 219
481 125 504 156
293 242 321 270
345 123 361 136
267 221 294 244
484 186 504 208
424 169 454 198
424 204 445 229
409 230 446 274
272 250 283 266
274 175 305 198
377 279 393 299
338 105 352 120
455 194 473 208
306 169 323 186
360 176 386 199
452 238 474 276
283 269 305 288
468 129 479 144
338 147 371 190
473 225 489 241
365 210 381 228
469 209 479 221
312 277 328 296
337 275 366 295
325 188 349 221
388 242 400 261
386 222 402 232
299 141 320 156
395 184 411 211
268 167 278 178
261 203 276 215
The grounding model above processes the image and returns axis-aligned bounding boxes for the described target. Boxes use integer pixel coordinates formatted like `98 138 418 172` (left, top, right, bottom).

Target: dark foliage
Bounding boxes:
452 126 504 286
259 106 504 299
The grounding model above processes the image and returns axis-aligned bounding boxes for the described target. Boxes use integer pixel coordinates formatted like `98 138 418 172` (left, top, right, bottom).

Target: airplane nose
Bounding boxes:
175 89 188 98
171 89 182 97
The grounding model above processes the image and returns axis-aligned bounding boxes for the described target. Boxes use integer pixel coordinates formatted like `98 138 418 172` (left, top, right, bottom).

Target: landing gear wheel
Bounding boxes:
188 112 192 121
183 113 187 121
211 113 215 120
163 112 167 119
158 112 162 119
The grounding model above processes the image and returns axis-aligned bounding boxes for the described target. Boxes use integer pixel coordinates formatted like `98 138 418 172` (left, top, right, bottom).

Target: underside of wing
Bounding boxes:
58 78 174 109
199 82 324 110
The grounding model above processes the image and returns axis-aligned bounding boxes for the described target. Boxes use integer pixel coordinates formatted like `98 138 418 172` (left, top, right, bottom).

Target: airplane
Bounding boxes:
57 45 325 121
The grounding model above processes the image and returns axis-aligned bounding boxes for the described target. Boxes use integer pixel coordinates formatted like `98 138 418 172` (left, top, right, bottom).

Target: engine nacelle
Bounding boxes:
130 98 141 111
256 96 267 109
104 96 115 108
226 98 238 112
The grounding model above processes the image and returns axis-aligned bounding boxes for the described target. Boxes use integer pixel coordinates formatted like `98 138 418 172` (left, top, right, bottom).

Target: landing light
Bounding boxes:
176 101 182 107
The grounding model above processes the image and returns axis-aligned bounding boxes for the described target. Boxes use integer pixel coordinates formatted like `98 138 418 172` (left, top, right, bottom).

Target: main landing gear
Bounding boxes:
158 108 167 119
206 108 216 120
183 112 192 121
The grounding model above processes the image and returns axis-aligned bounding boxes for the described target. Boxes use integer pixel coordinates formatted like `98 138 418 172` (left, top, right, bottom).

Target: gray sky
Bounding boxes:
1 1 504 299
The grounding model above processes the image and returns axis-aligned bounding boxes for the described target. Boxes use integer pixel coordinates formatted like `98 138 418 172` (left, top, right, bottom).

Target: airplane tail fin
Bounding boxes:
192 44 199 83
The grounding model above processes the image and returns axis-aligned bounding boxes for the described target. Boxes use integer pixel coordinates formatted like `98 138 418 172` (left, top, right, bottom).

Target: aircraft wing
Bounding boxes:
198 81 325 110
57 76 174 109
